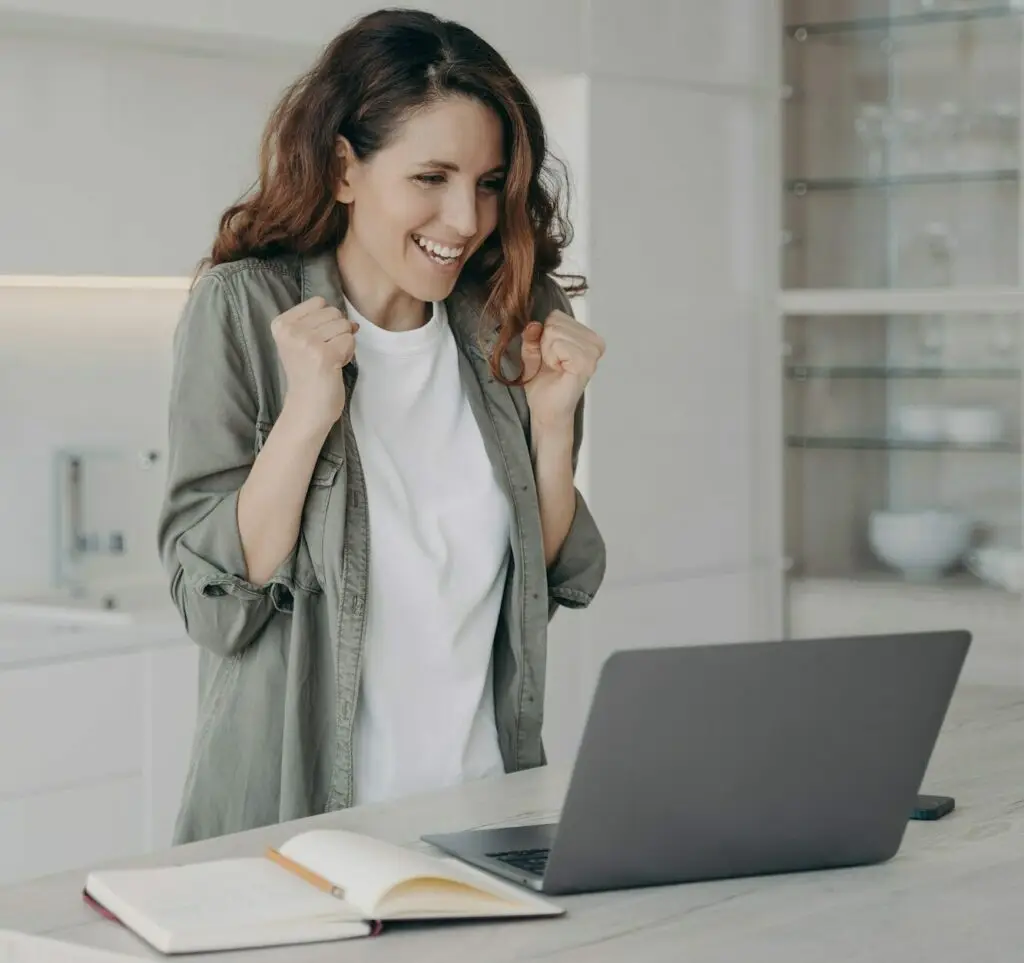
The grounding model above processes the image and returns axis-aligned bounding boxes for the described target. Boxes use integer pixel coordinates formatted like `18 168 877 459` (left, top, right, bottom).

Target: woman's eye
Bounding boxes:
480 178 505 194
415 173 446 186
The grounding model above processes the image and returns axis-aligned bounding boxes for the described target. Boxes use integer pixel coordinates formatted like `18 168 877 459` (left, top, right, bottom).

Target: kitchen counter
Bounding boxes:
0 621 190 671
0 585 188 670
1 683 1022 961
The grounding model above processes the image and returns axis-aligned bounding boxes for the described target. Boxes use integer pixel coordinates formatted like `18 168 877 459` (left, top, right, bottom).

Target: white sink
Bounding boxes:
0 582 175 627
0 599 133 626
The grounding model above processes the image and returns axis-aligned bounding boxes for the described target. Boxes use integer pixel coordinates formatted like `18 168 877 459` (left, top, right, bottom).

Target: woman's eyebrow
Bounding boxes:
415 160 507 175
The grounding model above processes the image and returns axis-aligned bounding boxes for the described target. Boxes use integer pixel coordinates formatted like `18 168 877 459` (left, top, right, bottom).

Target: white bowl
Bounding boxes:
943 406 1004 446
965 546 1024 592
868 510 973 581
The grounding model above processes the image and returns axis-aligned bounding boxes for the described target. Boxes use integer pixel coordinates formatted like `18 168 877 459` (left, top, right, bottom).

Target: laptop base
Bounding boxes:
423 823 557 891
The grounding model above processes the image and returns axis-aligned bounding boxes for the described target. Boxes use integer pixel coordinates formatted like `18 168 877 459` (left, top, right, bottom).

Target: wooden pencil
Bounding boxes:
264 847 347 900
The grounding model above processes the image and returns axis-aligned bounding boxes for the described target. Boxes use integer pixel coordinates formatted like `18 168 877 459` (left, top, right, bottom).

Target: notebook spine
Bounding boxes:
82 889 120 925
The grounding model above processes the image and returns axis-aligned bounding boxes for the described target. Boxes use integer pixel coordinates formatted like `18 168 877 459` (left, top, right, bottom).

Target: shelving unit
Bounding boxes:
786 5 1023 38
786 364 1020 377
780 1 1024 680
786 435 1020 451
786 170 1019 193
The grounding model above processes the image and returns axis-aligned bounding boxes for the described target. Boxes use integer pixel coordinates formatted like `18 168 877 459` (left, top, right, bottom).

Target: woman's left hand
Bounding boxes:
521 310 605 430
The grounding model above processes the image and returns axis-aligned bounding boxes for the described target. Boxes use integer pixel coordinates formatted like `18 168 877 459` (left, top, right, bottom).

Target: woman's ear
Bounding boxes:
335 136 356 204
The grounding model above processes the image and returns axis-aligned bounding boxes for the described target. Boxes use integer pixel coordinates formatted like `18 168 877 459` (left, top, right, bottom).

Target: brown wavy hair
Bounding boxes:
204 7 585 384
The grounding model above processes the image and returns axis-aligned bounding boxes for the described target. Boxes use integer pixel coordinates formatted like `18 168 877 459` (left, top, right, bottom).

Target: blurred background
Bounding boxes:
1 0 1021 886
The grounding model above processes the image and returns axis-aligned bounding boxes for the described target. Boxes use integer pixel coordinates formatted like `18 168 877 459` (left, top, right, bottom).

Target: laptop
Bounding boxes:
422 630 970 896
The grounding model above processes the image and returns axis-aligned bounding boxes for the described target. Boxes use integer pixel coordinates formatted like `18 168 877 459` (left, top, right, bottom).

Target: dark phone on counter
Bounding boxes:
911 793 955 820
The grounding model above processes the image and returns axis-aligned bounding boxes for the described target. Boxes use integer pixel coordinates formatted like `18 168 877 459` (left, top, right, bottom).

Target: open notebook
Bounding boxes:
83 828 564 955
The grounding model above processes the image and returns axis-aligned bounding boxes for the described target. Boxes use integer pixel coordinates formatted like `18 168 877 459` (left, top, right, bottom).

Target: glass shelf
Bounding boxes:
786 169 1018 193
786 365 1021 379
786 435 1019 451
787 5 1021 39
783 0 1023 288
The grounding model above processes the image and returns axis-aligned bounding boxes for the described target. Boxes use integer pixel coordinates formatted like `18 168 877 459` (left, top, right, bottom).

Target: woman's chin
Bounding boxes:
402 262 463 303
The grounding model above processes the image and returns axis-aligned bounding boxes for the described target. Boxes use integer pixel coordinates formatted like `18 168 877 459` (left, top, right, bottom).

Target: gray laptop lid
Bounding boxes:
541 630 969 895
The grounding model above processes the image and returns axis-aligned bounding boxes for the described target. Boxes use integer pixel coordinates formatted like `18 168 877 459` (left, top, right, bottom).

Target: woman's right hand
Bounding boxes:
271 296 359 431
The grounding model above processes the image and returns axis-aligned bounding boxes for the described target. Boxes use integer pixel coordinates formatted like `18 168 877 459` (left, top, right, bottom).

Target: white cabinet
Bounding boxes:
0 632 197 886
142 644 201 851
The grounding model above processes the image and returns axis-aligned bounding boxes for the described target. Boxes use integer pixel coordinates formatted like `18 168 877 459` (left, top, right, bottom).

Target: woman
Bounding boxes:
158 7 606 844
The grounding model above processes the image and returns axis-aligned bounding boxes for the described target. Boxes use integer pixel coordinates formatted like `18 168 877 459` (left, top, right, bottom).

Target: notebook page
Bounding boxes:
279 830 535 915
86 857 366 932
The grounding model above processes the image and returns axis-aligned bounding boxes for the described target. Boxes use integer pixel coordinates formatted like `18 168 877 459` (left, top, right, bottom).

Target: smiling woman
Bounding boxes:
157 7 606 845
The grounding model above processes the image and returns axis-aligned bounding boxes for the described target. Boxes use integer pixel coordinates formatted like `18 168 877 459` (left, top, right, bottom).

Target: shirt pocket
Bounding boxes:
255 421 345 594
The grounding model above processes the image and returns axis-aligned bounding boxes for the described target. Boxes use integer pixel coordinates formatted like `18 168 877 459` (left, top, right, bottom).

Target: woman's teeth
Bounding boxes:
413 234 463 265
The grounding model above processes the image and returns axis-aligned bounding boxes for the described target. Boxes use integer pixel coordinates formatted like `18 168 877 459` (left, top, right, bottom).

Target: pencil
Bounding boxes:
265 847 347 900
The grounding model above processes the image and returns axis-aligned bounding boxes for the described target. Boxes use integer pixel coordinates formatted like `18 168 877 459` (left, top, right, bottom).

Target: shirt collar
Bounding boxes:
298 248 501 362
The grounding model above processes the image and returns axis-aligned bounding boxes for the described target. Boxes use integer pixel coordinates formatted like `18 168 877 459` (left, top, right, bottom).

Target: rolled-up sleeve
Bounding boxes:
157 272 295 658
540 278 607 616
546 393 606 616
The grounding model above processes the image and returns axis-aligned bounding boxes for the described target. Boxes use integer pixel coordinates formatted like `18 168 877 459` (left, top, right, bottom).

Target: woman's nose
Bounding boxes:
444 188 479 240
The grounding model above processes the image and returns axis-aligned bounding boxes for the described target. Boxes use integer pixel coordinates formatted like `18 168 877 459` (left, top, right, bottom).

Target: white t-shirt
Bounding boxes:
345 296 511 806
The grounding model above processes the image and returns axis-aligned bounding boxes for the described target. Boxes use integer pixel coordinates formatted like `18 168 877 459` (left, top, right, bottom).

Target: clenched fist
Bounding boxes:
521 309 604 430
271 296 359 431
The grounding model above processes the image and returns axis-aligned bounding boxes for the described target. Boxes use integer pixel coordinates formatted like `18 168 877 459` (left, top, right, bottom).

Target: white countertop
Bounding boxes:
0 620 190 670
0 586 188 669
0 683 1021 961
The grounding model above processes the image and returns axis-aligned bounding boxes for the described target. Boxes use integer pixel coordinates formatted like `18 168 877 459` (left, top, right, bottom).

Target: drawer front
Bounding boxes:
0 775 144 886
143 644 199 849
0 653 145 797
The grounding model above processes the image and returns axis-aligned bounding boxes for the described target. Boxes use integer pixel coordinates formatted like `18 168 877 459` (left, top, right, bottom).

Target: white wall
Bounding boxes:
530 76 589 284
0 286 183 594
0 0 585 73
544 0 783 761
0 29 295 276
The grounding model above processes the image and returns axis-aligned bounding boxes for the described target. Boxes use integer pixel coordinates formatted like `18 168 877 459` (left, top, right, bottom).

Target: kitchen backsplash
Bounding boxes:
0 284 186 595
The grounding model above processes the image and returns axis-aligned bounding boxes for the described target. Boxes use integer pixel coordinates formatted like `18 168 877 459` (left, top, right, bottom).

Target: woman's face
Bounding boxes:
336 95 506 305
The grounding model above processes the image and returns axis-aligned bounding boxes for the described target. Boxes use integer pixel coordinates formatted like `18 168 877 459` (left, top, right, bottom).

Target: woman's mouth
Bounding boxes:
412 233 465 268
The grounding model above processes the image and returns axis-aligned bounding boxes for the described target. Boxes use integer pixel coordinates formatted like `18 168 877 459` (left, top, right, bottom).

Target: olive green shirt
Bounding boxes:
157 249 606 844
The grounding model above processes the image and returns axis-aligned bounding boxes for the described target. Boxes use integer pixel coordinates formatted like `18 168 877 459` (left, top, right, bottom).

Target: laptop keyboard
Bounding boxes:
488 847 550 876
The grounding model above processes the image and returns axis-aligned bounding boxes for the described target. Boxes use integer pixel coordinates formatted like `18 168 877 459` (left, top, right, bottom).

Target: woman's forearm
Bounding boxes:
237 401 333 584
531 420 578 567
